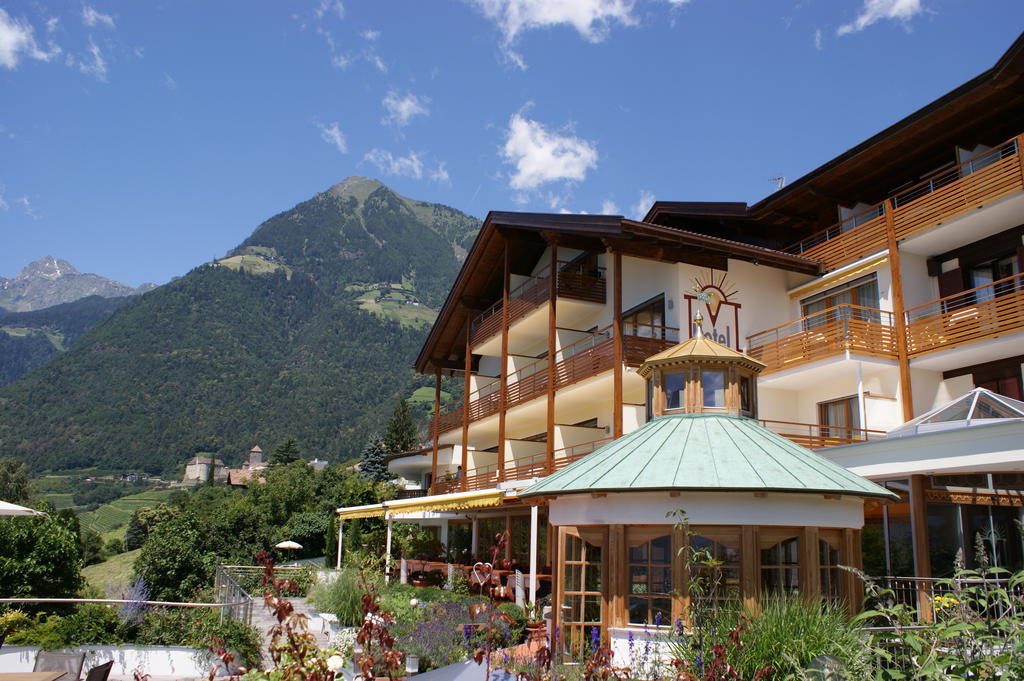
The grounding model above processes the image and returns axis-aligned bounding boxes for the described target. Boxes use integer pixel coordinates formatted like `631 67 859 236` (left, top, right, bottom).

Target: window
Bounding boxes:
664 372 685 410
818 396 860 439
702 369 725 409
761 536 800 595
819 539 842 602
801 274 880 327
739 375 753 415
623 296 666 339
562 530 604 655
627 533 672 626
690 535 741 607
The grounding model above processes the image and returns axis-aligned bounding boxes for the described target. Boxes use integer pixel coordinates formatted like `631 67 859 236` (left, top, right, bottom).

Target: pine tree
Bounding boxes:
271 437 301 465
383 399 418 455
359 433 391 482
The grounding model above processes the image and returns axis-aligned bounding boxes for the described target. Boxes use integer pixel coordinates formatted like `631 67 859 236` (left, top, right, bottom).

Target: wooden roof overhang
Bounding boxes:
645 32 1024 243
415 212 819 375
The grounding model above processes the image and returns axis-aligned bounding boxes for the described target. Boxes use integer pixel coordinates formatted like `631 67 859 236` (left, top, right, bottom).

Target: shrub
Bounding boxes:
309 567 367 626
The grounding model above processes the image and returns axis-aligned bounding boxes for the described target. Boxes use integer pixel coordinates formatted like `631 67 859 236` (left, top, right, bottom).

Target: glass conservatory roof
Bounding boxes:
887 388 1024 438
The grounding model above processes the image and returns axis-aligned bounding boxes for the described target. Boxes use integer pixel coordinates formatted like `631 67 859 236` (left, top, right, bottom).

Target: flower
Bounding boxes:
327 655 345 671
409 598 419 607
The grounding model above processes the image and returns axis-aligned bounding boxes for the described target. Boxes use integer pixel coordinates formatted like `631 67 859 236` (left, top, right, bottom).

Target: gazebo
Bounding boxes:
518 319 897 656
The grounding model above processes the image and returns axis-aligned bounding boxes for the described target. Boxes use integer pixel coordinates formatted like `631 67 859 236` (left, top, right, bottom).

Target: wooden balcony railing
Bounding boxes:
904 270 1024 357
746 304 896 374
469 261 606 346
432 437 615 494
784 135 1024 271
759 419 886 449
432 325 678 436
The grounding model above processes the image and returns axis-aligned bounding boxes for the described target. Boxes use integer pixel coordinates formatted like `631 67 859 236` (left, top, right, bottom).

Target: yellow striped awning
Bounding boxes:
335 489 509 519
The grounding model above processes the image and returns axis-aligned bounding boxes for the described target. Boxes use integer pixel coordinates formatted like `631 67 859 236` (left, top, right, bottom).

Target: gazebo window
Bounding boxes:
761 536 800 594
701 369 726 408
819 539 842 601
739 375 753 415
627 533 672 626
664 372 685 410
562 530 604 655
690 534 741 606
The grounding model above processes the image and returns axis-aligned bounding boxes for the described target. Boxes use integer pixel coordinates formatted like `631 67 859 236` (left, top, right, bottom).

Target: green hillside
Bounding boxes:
78 488 176 536
0 178 481 473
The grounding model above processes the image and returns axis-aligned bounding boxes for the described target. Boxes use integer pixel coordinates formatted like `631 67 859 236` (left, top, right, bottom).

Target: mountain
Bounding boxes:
0 295 136 386
0 256 155 313
0 178 481 474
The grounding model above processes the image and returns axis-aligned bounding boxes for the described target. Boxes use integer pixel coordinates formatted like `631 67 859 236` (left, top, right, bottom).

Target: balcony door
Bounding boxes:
801 274 880 328
818 395 861 440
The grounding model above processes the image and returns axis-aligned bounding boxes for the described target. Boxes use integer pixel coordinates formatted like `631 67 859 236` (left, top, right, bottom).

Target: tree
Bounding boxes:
133 511 215 601
359 433 391 482
125 503 179 551
271 437 301 465
0 514 83 598
0 456 31 504
384 399 418 455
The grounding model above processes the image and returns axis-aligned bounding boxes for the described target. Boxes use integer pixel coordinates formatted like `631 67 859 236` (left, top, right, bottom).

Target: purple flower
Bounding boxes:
655 611 663 627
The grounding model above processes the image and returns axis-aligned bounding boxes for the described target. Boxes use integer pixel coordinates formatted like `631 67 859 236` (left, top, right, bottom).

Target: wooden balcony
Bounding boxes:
784 135 1024 272
746 304 896 375
905 271 1024 357
759 419 886 449
431 326 678 436
469 261 606 347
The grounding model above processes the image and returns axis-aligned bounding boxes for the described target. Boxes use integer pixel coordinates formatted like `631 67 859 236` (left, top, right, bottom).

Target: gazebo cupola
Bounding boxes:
638 313 765 419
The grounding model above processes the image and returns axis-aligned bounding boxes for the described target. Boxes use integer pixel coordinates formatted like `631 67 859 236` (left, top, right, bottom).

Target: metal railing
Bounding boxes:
214 564 254 625
784 135 1024 271
746 303 896 374
867 574 1024 623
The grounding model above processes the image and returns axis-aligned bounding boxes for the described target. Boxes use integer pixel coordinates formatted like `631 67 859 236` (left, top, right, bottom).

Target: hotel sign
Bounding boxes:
684 270 741 350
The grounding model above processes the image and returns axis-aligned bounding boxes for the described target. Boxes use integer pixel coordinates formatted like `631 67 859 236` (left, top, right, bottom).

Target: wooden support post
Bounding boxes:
498 242 510 480
910 474 933 621
461 325 471 491
842 528 863 614
612 250 624 438
884 198 914 421
802 526 821 600
608 524 625 627
431 369 441 495
547 242 558 474
529 504 539 606
741 525 758 614
554 527 566 652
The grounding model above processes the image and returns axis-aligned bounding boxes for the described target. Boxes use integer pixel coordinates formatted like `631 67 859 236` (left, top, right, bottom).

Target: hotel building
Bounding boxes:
338 32 1024 643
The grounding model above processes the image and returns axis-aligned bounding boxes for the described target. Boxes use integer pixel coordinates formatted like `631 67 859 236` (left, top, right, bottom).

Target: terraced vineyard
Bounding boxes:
79 488 175 536
43 493 75 510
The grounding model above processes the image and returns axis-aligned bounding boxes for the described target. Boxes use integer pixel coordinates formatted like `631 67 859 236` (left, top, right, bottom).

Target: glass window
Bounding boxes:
627 534 672 626
739 375 753 415
818 396 860 439
927 502 961 578
819 540 843 602
562 531 604 656
622 296 666 339
702 370 725 408
800 274 880 327
690 535 741 607
761 536 800 595
664 372 685 410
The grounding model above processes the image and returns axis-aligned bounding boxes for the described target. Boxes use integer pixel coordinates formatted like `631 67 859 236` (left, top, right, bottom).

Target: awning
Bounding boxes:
336 489 509 519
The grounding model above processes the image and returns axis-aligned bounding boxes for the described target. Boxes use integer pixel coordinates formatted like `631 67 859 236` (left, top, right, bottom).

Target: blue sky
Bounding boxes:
1 1 1022 287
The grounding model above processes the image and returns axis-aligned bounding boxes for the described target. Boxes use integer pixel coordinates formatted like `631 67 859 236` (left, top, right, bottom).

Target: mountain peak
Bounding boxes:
325 176 386 203
17 256 80 281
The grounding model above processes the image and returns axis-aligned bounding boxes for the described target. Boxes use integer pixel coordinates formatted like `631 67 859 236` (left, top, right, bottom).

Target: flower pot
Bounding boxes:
405 654 420 674
410 579 430 587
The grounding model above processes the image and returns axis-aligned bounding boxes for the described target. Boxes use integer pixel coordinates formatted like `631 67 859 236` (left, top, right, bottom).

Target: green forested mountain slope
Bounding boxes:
0 178 480 473
0 295 136 386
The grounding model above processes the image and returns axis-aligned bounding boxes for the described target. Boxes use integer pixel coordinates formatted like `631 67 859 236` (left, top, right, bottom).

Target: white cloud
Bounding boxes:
316 121 348 154
331 54 351 69
0 185 8 211
361 29 380 40
82 5 115 29
364 148 424 179
631 189 654 220
813 28 822 50
369 54 387 73
501 112 598 191
600 199 618 214
430 162 451 184
382 91 430 128
14 195 38 219
76 38 107 80
46 17 60 33
837 0 923 36
0 9 61 69
164 73 177 90
313 0 345 21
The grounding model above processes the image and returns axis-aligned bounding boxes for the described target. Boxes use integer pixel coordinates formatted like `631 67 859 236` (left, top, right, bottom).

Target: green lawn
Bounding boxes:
356 290 437 328
216 254 291 277
82 549 141 595
409 386 452 404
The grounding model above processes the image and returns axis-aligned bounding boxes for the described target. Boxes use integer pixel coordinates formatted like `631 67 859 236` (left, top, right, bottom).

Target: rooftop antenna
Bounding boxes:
769 176 786 191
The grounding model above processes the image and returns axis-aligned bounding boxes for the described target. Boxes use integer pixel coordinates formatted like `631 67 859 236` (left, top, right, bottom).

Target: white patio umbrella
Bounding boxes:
275 540 303 550
0 500 48 517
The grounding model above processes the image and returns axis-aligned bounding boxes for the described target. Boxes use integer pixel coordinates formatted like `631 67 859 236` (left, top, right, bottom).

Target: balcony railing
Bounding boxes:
432 325 679 436
904 270 1024 357
469 261 606 346
784 135 1024 271
759 419 886 449
432 437 614 494
746 304 896 374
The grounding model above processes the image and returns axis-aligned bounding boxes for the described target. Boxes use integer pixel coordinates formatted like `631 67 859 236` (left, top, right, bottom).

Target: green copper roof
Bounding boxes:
520 414 898 500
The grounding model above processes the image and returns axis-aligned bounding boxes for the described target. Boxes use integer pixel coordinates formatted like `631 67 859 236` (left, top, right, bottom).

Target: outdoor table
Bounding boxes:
0 673 68 681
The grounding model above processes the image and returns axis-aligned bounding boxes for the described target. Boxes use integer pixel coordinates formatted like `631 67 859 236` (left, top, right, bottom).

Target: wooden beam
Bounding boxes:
547 242 557 474
609 524 625 628
498 242 510 481
431 369 441 495
884 197 914 421
612 250 624 438
801 526 821 601
603 237 729 270
741 525 758 614
910 474 934 622
461 325 471 491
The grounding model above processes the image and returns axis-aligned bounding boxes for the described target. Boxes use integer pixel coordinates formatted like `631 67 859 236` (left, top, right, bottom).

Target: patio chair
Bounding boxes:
84 660 114 681
33 650 86 679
